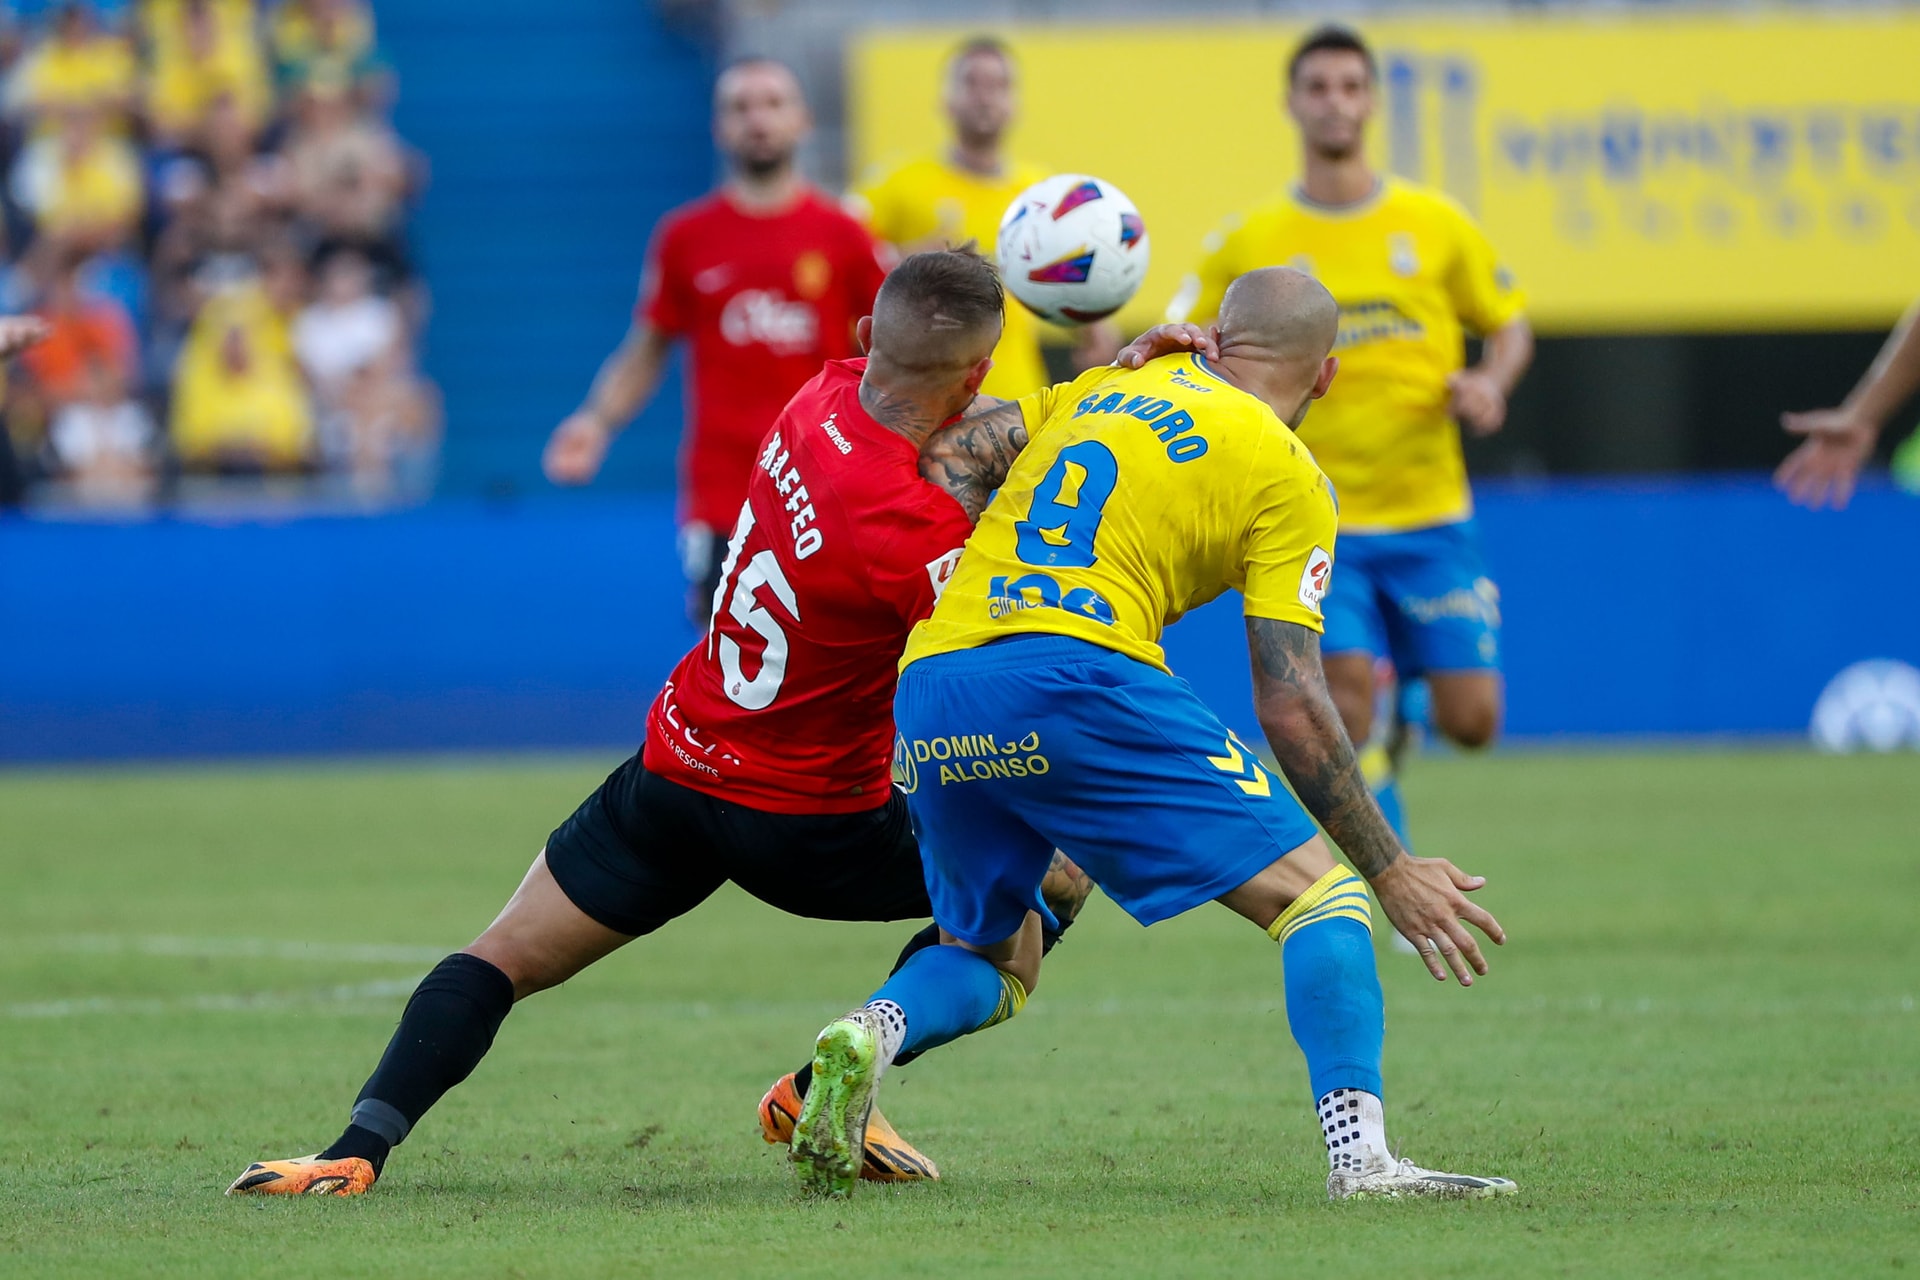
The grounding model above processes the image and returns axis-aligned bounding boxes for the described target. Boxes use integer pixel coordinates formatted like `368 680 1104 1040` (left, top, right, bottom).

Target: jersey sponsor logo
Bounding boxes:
755 432 824 560
819 412 854 455
1299 546 1333 611
1399 576 1501 628
925 547 964 602
986 571 1115 625
1333 300 1425 349
655 680 745 774
1070 389 1210 462
901 730 1052 786
721 289 820 352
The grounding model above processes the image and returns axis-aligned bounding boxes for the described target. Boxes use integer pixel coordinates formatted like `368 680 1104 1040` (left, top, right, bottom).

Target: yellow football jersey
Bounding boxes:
851 155 1051 400
1175 178 1525 533
903 353 1338 675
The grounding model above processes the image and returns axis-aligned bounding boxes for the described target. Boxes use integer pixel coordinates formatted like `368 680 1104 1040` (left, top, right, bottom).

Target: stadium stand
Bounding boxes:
0 0 436 508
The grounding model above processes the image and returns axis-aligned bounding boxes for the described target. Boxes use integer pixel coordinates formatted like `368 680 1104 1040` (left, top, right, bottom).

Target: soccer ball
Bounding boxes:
1809 658 1920 753
996 173 1150 325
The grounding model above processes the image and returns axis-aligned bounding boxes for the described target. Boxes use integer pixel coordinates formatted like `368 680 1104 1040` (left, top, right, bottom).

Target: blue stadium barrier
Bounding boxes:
4 477 1916 763
379 0 714 499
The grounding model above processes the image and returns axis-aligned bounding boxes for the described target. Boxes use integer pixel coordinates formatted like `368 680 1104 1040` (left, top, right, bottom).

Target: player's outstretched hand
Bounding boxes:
1776 405 1878 510
543 411 612 486
1446 370 1507 436
0 314 50 360
1114 323 1220 369
1370 855 1504 986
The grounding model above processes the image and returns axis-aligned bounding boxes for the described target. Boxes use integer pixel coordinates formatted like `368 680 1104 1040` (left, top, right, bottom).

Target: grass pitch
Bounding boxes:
2 748 1915 1278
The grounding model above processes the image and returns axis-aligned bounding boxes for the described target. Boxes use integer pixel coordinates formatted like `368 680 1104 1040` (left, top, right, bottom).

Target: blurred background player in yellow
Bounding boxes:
1171 25 1533 859
850 35 1113 398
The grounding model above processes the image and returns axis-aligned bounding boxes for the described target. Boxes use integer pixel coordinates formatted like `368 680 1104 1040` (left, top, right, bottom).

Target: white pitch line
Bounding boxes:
5 978 422 1020
35 934 452 965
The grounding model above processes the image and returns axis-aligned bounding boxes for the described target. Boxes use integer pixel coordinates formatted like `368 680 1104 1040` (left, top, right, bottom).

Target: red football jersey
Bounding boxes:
642 359 972 814
638 187 890 530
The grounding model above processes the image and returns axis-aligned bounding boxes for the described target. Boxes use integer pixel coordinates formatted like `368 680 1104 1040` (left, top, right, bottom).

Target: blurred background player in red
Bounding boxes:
542 57 889 625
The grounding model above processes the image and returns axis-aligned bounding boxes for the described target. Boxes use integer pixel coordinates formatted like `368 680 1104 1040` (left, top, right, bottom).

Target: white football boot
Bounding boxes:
1328 1155 1518 1201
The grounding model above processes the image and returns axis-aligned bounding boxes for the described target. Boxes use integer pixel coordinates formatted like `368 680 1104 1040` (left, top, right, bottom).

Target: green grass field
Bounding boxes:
3 748 1916 1278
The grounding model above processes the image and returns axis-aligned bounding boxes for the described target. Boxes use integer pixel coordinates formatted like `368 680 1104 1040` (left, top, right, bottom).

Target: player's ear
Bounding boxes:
1311 355 1338 400
963 356 994 397
856 315 874 355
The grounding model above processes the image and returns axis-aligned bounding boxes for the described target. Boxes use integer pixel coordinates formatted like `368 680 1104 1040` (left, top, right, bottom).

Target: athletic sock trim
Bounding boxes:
1268 867 1372 944
979 969 1028 1030
349 1098 413 1147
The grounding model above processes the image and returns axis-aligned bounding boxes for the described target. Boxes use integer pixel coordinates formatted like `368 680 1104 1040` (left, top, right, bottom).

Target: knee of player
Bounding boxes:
1437 702 1501 750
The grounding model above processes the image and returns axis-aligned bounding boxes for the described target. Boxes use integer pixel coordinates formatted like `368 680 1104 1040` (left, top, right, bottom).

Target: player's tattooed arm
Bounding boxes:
1248 616 1506 984
1039 849 1096 925
918 401 1031 522
1244 616 1405 880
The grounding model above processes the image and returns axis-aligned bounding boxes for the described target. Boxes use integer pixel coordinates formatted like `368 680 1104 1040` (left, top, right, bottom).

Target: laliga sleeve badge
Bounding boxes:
925 547 964 602
1298 547 1333 611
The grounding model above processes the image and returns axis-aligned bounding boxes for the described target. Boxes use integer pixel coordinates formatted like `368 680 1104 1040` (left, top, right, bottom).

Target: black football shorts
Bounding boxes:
543 752 932 937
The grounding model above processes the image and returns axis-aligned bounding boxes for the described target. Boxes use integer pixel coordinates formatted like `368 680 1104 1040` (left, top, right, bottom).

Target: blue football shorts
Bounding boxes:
892 634 1322 948
1320 520 1501 675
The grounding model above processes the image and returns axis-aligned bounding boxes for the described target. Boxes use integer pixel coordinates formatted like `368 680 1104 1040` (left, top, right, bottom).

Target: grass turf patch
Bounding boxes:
1 749 1915 1278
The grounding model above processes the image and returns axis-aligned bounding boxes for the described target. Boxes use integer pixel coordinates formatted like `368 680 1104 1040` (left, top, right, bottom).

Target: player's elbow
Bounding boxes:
1493 316 1535 368
1253 690 1322 755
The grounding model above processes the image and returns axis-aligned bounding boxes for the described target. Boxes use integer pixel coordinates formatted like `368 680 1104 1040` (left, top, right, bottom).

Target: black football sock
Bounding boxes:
319 952 515 1175
319 1123 393 1175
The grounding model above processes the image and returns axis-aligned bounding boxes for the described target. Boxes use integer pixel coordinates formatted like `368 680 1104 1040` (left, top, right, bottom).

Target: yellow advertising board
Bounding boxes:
849 14 1920 333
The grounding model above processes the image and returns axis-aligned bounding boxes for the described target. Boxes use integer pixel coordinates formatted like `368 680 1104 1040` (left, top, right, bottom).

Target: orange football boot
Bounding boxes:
758 1071 939 1182
225 1154 376 1197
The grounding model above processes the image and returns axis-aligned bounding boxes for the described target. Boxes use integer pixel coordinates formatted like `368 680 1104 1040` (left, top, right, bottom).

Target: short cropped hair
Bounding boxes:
715 54 802 90
1287 25 1377 85
947 35 1013 73
877 243 1005 335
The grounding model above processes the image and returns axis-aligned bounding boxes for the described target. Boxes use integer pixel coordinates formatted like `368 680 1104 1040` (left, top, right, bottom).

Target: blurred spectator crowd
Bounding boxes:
0 0 437 509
